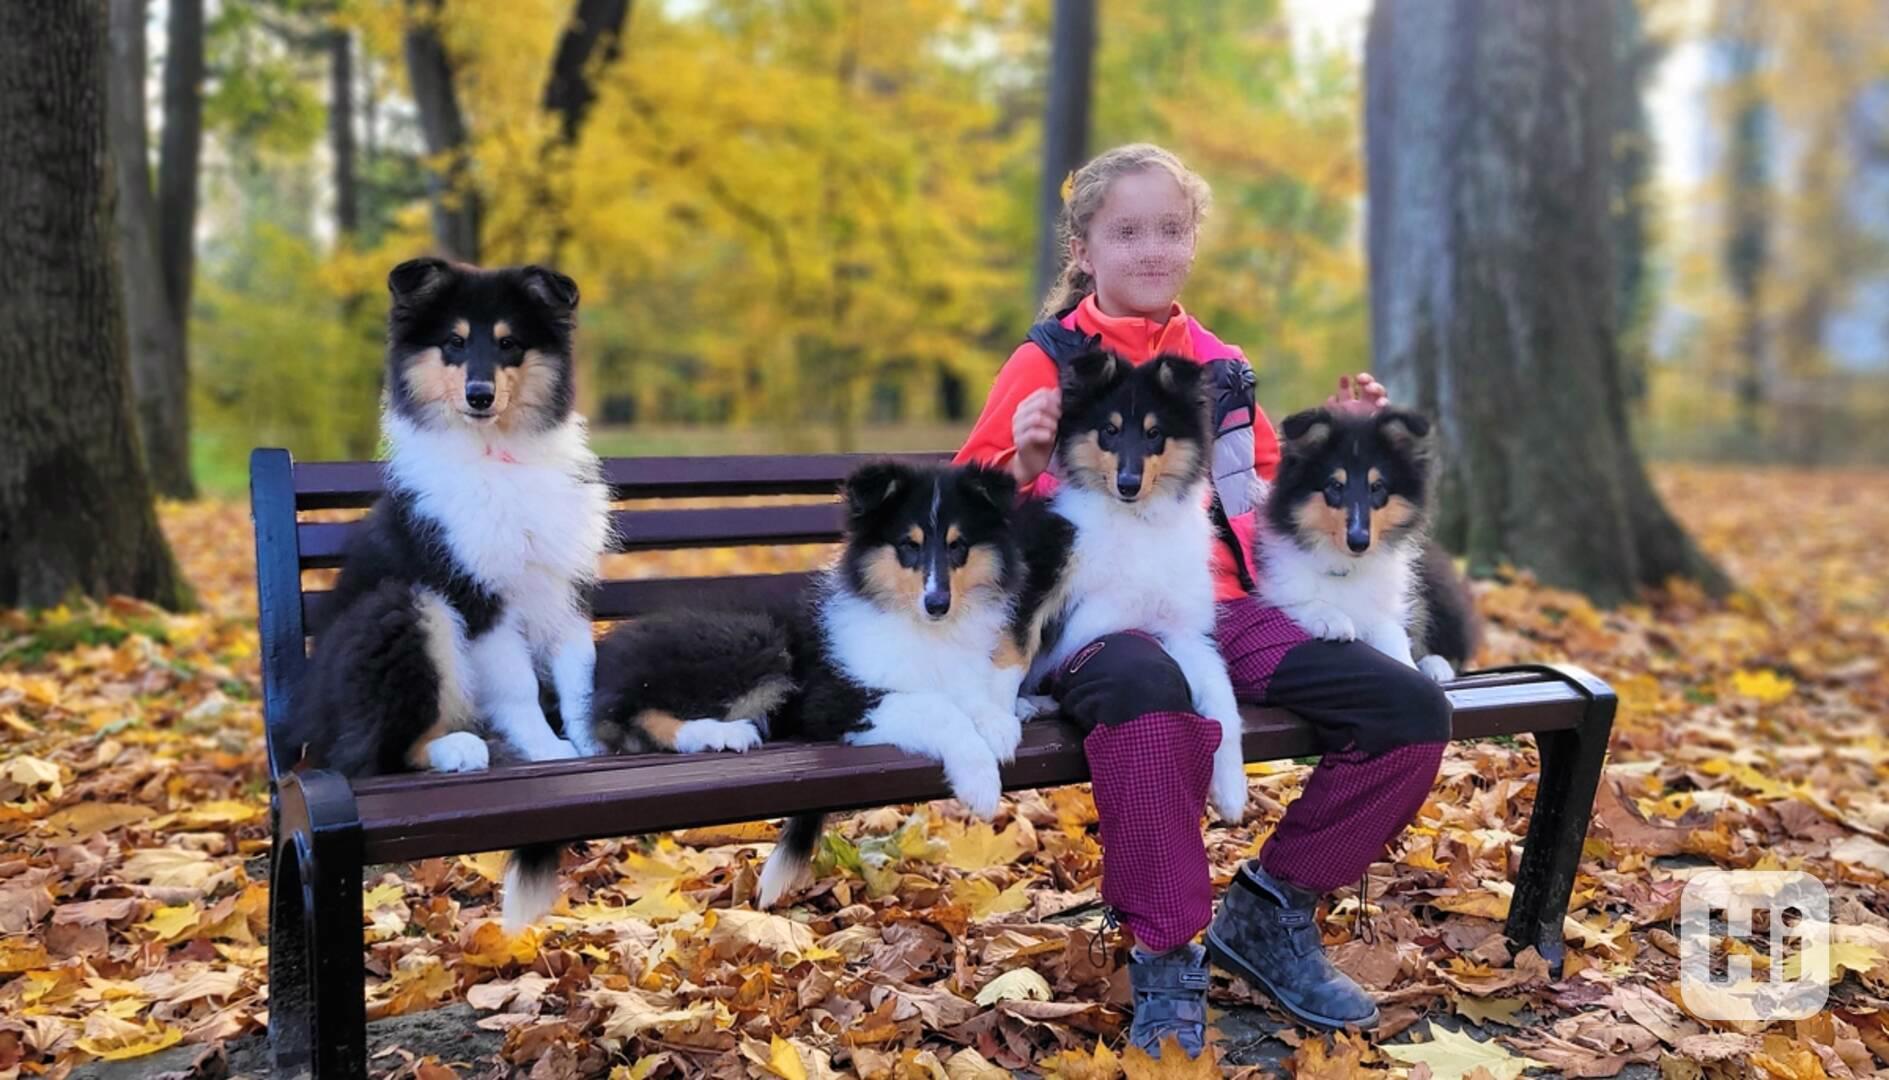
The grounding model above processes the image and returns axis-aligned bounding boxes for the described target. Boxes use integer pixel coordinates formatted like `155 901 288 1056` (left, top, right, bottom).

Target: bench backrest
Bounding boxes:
248 447 949 781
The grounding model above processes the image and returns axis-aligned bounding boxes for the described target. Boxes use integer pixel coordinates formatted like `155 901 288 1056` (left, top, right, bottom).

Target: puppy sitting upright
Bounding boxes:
1009 352 1251 826
1253 406 1478 681
283 259 611 777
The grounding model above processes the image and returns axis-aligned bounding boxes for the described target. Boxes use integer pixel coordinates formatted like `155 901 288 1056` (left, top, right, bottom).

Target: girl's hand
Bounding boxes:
1328 372 1390 414
1011 387 1061 485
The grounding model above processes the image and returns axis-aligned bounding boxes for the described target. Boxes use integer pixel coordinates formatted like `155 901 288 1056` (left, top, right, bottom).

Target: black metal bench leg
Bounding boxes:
270 770 366 1079
1498 664 1617 977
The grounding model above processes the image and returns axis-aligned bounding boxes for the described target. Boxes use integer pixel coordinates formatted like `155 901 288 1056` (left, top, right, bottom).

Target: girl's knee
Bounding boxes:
1376 667 1452 747
1056 633 1193 731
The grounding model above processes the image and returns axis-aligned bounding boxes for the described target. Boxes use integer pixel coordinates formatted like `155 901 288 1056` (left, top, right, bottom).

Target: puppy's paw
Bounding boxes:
1417 655 1456 684
947 753 1004 820
973 708 1023 764
529 737 580 761
426 731 491 773
1294 605 1357 643
1014 694 1057 722
674 718 763 753
1210 745 1249 824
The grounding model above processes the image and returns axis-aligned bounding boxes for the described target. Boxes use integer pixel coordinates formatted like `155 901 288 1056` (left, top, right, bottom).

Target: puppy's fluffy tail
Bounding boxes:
503 844 562 931
757 813 823 908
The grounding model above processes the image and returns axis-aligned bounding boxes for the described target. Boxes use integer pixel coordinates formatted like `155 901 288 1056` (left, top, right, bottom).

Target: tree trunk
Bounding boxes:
543 0 632 144
538 0 633 266
1718 0 1769 444
1366 0 1729 606
329 27 359 237
1034 0 1096 307
107 0 194 499
1610 0 1662 409
0 1 190 610
158 0 202 323
405 0 480 262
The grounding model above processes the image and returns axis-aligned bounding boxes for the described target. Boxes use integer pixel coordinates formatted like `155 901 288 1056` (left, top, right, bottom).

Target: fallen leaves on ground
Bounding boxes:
0 470 1886 1076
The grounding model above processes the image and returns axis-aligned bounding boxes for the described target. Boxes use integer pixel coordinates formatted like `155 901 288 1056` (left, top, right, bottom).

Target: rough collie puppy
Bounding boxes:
757 461 1025 907
283 258 611 779
503 609 797 927
1011 351 1251 826
1253 406 1480 680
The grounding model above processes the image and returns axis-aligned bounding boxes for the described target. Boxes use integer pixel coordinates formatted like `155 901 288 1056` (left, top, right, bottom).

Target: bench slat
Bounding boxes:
296 504 845 569
301 572 817 632
291 453 950 511
351 676 1587 863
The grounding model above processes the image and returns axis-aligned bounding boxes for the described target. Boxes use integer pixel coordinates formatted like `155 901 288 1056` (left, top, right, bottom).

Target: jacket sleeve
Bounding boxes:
953 342 1060 470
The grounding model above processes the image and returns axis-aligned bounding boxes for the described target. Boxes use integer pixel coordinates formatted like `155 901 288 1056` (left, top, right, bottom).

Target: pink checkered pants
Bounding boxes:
1070 599 1451 949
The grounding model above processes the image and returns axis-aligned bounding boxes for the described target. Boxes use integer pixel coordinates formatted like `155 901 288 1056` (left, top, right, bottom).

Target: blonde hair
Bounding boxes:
1039 143 1213 319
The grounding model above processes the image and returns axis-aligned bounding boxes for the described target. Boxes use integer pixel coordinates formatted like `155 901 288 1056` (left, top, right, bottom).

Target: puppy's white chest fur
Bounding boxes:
386 413 610 638
1036 483 1219 679
1257 529 1416 633
821 579 1009 699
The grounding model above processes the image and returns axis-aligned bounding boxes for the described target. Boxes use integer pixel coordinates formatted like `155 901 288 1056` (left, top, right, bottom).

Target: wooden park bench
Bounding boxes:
249 447 1616 1078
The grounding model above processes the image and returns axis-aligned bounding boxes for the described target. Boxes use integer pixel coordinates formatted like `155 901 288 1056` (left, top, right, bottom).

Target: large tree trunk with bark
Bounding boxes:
405 0 480 262
1366 0 1729 606
106 0 198 498
0 2 190 610
107 0 194 498
1034 0 1095 307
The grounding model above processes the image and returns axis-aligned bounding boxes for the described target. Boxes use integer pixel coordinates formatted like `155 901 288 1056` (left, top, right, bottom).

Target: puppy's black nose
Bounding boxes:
1116 473 1142 499
1347 528 1371 553
923 591 951 619
465 382 496 411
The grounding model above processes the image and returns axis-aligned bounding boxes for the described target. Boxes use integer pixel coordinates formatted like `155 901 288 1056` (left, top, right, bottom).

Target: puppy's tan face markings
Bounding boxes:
953 544 1004 600
401 346 470 426
452 318 470 339
496 349 565 432
1373 494 1418 546
1062 431 1116 493
493 320 511 340
1294 496 1351 554
860 547 925 612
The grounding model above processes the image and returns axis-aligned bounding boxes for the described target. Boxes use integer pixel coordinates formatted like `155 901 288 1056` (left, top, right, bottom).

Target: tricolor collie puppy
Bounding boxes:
758 461 1027 908
1013 352 1251 826
284 258 611 780
1253 406 1478 681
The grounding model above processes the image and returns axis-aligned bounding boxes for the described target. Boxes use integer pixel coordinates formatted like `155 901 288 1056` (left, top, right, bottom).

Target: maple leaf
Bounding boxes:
1039 1039 1122 1080
1378 1025 1546 1080
1119 1038 1222 1078
942 820 1031 869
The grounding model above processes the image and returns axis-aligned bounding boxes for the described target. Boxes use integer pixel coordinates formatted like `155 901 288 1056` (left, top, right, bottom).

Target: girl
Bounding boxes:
955 144 1449 1055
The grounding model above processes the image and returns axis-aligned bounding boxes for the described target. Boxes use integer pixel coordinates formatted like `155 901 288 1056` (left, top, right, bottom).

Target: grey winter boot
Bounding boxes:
1205 861 1380 1030
1126 942 1211 1058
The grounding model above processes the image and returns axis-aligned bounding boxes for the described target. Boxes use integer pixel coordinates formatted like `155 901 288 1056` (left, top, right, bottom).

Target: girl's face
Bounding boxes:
1072 168 1198 321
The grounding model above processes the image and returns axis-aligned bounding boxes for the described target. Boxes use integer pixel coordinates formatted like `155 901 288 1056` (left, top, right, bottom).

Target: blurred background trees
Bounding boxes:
13 0 1885 604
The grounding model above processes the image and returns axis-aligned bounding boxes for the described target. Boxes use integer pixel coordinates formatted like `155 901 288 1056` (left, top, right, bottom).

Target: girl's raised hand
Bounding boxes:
1011 387 1062 485
1328 372 1390 415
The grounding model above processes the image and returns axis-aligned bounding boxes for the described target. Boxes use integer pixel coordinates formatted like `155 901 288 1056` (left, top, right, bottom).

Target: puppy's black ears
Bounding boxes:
1280 407 1335 447
1151 353 1204 399
957 465 1019 515
1376 408 1432 443
520 266 580 313
388 257 452 305
844 461 913 524
1062 350 1121 396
